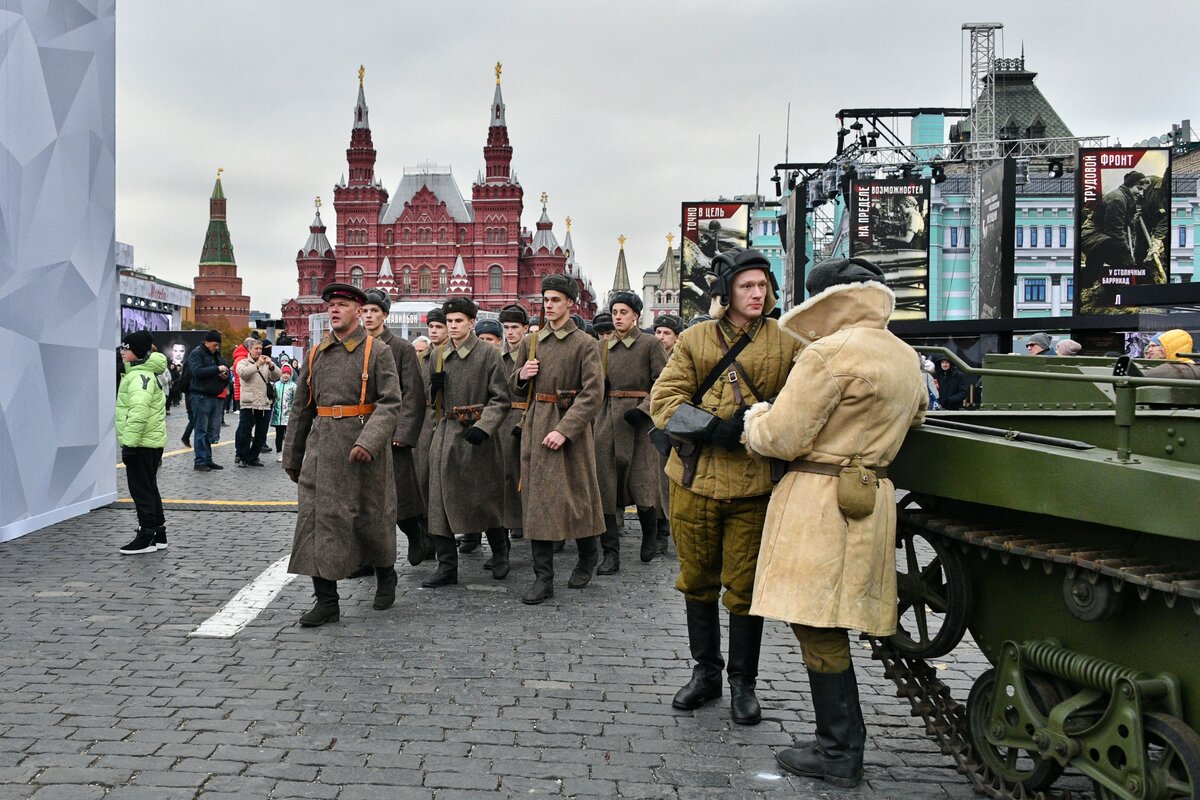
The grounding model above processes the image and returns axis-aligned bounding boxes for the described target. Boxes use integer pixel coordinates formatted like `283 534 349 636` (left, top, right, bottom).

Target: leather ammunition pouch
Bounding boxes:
450 404 484 427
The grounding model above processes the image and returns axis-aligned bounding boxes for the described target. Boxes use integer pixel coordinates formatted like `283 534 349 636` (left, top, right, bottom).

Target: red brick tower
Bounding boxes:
193 169 250 328
333 66 388 292
282 196 336 345
471 62 524 309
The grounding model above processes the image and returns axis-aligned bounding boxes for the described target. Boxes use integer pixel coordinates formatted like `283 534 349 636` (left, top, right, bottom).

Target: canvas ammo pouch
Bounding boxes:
837 456 882 519
451 404 484 427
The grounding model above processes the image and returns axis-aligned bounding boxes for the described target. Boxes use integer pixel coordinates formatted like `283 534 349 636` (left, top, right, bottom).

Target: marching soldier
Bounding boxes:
361 289 432 567
422 297 512 586
650 248 800 725
511 274 605 604
594 291 667 574
498 304 530 545
415 308 448 543
284 283 403 625
651 313 683 555
592 312 615 342
475 318 503 347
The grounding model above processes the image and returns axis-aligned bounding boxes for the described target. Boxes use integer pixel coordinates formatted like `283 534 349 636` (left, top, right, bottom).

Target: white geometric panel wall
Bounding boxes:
0 0 117 541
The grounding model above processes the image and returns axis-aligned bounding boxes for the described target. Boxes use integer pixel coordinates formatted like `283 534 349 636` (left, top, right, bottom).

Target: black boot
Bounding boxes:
510 527 524 540
596 514 621 575
656 516 670 555
727 613 764 725
776 668 866 788
400 516 430 567
348 565 374 579
421 535 459 588
672 600 724 710
485 528 510 579
299 577 340 626
552 539 565 553
637 507 659 563
119 528 158 555
458 532 482 553
567 536 599 589
522 540 555 604
373 566 398 610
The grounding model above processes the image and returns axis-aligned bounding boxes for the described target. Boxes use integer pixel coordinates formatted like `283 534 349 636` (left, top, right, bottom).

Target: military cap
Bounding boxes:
321 282 367 305
499 304 529 325
686 314 712 328
442 296 479 319
475 318 502 338
805 257 886 297
426 308 447 325
652 314 684 335
363 288 392 313
541 273 578 301
608 290 643 315
592 312 615 333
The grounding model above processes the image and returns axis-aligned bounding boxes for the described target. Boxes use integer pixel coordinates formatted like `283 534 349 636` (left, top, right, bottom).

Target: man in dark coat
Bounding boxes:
594 291 667 574
415 308 447 541
511 274 606 604
422 297 512 586
362 289 432 568
499 304 530 544
186 331 230 471
932 357 968 410
284 283 403 626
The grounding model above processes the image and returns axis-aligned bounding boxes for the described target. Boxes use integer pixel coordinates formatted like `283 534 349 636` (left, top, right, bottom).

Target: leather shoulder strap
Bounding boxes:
360 335 373 406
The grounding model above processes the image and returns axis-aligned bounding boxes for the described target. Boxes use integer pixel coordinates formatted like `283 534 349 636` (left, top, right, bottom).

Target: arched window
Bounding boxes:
402 228 411 243
458 228 468 244
439 227 447 242
385 229 394 245
350 266 364 290
309 275 319 295
403 267 411 290
489 265 503 293
417 227 432 243
498 227 507 242
419 266 431 293
438 267 448 293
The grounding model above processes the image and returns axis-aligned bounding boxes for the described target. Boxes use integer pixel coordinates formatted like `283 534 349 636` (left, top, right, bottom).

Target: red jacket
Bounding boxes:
230 344 248 401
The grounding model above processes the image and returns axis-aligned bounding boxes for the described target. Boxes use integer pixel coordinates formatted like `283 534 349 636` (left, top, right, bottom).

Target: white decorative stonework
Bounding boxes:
0 0 117 541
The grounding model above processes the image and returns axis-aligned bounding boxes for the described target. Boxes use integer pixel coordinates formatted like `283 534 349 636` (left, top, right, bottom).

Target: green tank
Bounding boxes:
879 349 1200 800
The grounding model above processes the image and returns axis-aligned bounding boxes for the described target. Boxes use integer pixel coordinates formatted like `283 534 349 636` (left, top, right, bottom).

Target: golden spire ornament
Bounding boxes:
314 196 321 209
565 216 572 231
666 232 675 247
358 65 365 87
216 167 223 179
495 62 502 84
618 235 627 249
539 191 548 207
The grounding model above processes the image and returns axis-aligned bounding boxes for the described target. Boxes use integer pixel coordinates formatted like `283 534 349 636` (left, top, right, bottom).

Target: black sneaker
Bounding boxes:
237 461 248 468
206 462 224 470
260 445 272 453
181 434 191 448
154 528 168 550
245 459 265 467
234 455 241 465
194 463 210 472
119 530 158 555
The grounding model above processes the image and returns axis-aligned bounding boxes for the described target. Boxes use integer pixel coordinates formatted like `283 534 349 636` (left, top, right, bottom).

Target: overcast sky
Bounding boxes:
116 1 1198 313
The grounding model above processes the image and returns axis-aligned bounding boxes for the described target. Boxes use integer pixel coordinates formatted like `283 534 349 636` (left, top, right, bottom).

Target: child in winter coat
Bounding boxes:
271 365 298 462
116 331 168 554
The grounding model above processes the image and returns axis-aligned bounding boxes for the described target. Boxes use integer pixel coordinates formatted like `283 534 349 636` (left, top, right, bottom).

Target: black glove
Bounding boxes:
709 415 745 450
511 425 522 440
464 426 489 446
623 407 648 427
429 372 445 395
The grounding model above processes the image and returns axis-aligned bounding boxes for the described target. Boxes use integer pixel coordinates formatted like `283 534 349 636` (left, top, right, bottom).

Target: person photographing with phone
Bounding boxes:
234 338 281 468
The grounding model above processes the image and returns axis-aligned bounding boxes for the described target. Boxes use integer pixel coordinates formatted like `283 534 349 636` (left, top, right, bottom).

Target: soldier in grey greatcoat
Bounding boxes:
361 290 432 567
651 313 683 555
415 308 447 538
422 298 512 586
498 305 530 542
284 283 403 626
594 292 667 574
510 274 605 604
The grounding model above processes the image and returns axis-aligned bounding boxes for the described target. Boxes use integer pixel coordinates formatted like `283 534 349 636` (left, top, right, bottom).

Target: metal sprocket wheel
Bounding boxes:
1092 712 1200 800
889 523 972 659
965 668 1066 793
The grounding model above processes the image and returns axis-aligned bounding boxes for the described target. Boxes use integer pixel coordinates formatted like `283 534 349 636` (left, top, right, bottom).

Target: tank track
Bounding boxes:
868 507 1200 799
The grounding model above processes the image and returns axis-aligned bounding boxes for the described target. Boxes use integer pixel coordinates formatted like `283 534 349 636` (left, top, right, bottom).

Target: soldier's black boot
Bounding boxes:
567 536 599 589
485 528 510 580
672 600 724 710
522 540 555 605
399 516 430 567
421 535 459 588
299 577 339 626
458 532 482 554
373 566 398 610
656 516 670 555
596 514 621 575
776 668 866 788
637 506 659 563
510 527 524 540
727 613 764 725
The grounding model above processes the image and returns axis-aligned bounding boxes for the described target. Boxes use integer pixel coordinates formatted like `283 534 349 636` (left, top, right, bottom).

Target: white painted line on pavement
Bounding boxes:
189 556 297 638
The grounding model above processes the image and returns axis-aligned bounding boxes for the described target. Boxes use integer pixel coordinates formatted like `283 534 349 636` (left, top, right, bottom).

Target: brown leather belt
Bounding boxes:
535 392 564 403
787 459 887 479
317 403 376 419
511 401 529 410
607 390 649 398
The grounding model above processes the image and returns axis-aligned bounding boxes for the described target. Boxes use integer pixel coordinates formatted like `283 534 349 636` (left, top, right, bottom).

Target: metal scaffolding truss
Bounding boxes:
833 135 1109 169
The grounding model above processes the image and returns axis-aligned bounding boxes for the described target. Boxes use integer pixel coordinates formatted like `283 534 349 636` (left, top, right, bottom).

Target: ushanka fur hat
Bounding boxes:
805 257 886 297
541 273 578 301
607 291 643 315
442 297 479 319
591 312 615 333
498 304 529 325
362 288 392 313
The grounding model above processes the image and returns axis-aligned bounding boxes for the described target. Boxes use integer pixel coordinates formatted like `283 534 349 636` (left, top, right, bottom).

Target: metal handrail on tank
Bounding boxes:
915 346 1200 463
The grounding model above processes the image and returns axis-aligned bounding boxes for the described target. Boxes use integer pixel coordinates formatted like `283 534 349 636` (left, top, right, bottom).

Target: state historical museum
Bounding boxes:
281 65 597 345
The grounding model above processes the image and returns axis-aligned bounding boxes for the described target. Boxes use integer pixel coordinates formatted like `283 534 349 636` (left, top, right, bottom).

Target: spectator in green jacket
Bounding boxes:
116 331 168 555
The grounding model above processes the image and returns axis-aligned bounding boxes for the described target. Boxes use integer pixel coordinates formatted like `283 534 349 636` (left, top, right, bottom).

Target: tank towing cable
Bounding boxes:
922 417 1095 451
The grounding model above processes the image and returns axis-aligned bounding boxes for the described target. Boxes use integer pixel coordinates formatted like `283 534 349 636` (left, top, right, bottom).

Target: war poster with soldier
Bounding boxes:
1075 147 1172 314
848 179 930 320
679 202 749 322
978 158 1016 320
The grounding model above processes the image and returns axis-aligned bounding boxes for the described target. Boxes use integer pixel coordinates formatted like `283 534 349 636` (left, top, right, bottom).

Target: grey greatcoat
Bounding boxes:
500 341 525 530
375 327 426 520
509 318 605 541
415 349 435 511
594 329 667 513
426 333 511 537
284 327 403 579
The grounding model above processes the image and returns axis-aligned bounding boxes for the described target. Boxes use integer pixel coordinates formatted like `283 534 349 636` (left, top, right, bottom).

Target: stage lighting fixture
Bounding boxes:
849 120 863 131
930 163 946 183
1047 159 1064 178
771 172 782 197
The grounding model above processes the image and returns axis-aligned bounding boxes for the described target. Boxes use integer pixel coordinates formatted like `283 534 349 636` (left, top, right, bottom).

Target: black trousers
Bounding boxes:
236 409 270 462
274 425 287 452
122 446 164 530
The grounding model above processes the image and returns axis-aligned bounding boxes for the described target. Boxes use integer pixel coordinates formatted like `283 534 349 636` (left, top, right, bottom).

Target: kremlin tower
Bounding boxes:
193 170 250 328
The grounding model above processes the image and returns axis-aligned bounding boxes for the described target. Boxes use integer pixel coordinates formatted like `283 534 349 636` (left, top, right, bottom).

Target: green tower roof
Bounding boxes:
211 173 225 200
199 219 235 265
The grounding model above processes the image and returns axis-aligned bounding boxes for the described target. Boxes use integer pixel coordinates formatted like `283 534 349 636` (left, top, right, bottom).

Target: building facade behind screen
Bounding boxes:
0 1 117 541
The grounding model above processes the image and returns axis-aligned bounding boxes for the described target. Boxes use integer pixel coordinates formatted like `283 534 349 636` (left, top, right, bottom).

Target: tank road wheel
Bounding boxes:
889 526 972 659
1093 712 1200 800
966 668 1066 793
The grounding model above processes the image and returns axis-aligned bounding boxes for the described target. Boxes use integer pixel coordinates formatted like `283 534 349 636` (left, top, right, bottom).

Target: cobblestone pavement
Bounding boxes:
0 410 1099 799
